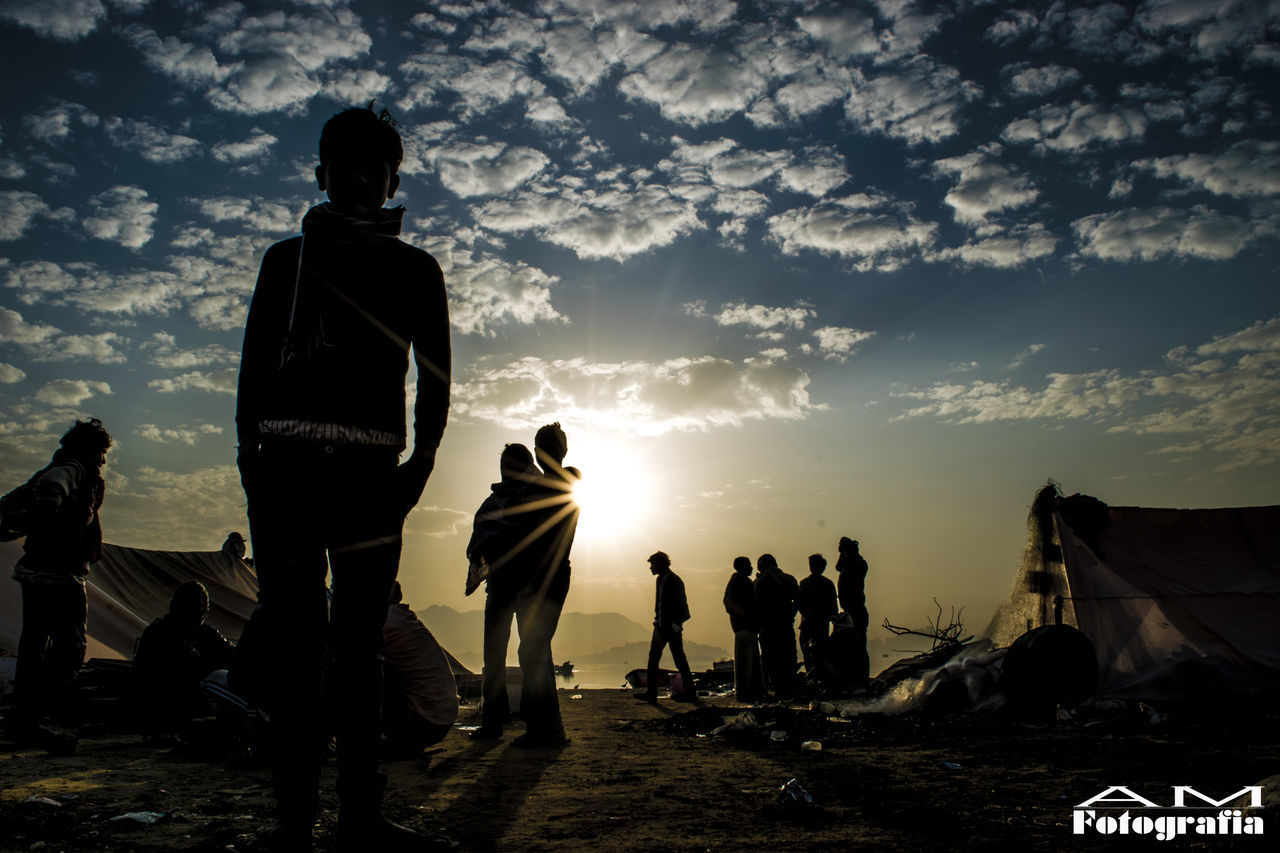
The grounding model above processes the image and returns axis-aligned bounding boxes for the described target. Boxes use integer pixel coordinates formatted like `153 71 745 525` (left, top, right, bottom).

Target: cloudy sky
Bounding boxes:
1 0 1277 652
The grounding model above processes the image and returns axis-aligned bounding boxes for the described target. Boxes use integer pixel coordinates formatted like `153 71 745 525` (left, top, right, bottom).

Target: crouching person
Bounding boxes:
133 581 235 739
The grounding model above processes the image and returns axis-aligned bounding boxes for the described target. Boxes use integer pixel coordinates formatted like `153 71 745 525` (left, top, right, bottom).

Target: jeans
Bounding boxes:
646 624 693 694
14 577 87 724
242 439 404 824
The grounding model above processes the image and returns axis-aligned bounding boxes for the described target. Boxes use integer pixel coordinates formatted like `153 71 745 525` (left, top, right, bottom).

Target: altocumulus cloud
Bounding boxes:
894 319 1280 470
34 378 111 407
454 354 822 436
81 185 157 249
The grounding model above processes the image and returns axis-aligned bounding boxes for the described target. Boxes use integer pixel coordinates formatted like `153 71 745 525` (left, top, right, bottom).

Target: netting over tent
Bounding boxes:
985 483 1280 700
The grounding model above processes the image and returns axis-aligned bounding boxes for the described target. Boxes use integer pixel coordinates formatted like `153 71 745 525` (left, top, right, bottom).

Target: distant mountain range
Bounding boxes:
417 603 914 676
416 604 734 671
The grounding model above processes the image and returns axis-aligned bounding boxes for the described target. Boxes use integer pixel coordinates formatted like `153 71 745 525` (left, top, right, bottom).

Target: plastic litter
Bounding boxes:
800 740 822 751
770 730 788 742
570 694 583 700
710 711 758 736
939 761 963 770
110 811 167 825
24 796 62 807
777 778 814 806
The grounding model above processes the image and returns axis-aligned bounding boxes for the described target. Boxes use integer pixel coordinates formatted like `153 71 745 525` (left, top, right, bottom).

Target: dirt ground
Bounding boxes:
1 688 1277 852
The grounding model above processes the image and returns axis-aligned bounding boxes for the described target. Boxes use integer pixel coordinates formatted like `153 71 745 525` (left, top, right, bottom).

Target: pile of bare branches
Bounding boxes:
882 598 972 651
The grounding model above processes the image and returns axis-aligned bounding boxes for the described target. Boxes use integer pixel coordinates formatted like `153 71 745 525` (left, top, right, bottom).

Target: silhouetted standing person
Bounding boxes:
723 556 763 701
465 443 538 740
236 104 450 851
7 418 111 755
755 553 800 696
797 553 838 678
836 537 871 688
509 422 580 746
636 551 696 703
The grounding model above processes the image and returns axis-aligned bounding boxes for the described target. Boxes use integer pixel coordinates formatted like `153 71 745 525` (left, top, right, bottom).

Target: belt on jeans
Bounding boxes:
254 438 401 461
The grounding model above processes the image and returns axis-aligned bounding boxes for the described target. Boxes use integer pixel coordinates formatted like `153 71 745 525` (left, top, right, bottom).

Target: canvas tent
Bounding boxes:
1 537 259 660
986 484 1280 701
1 538 473 678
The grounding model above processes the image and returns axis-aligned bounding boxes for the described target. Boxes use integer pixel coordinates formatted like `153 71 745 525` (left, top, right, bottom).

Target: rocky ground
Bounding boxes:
1 687 1277 851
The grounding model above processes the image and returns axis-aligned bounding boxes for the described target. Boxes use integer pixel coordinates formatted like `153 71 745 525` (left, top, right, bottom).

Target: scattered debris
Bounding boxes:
777 778 814 807
24 796 62 807
110 811 167 825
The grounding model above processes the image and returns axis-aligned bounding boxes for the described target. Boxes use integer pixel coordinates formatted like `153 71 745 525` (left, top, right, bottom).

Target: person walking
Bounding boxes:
635 551 696 703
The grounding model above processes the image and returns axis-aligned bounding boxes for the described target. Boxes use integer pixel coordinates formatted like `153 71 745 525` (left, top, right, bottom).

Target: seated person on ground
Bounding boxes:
381 581 458 758
133 581 235 735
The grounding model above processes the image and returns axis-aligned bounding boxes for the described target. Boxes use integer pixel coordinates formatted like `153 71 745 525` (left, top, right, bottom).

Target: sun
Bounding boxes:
565 434 657 547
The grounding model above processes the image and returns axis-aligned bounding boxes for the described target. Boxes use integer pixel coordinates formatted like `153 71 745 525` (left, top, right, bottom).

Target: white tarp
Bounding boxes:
1057 505 1280 699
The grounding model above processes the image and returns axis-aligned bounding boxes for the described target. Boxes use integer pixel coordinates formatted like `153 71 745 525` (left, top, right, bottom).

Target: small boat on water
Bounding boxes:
625 660 735 690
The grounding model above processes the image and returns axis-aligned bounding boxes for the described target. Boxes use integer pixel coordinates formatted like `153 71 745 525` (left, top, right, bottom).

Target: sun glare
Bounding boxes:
567 435 657 547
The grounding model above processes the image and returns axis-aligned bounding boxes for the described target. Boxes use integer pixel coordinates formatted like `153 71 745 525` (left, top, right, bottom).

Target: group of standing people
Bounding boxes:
722 540 871 700
464 424 580 746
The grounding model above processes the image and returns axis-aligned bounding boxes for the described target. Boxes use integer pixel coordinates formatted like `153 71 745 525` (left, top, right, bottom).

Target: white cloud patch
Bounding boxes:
410 231 566 336
23 102 99 144
0 190 58 240
211 130 278 163
895 319 1280 470
933 144 1039 226
845 58 980 145
34 378 112 407
454 353 823 436
147 369 238 395
663 137 849 199
1004 63 1082 98
125 27 232 87
619 42 768 126
426 142 550 198
0 305 60 345
140 332 239 369
1072 206 1268 262
216 6 372 73
190 195 303 234
1133 140 1280 198
711 302 816 333
320 67 392 105
797 9 885 61
0 0 107 42
1136 0 1280 60
472 182 705 261
29 332 129 364
104 116 203 164
812 326 875 361
206 57 322 115
933 223 1059 269
766 195 937 272
0 362 25 383
137 423 224 445
81 185 157 248
399 51 548 118
1003 102 1148 154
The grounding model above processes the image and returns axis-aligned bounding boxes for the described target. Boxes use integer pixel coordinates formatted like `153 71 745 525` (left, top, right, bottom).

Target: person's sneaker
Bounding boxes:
468 724 503 741
632 691 658 703
510 731 569 748
671 690 699 703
